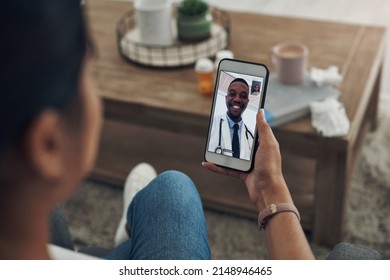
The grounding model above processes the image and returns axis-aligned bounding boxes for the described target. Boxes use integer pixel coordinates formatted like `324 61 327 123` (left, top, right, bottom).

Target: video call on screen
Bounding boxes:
208 71 264 161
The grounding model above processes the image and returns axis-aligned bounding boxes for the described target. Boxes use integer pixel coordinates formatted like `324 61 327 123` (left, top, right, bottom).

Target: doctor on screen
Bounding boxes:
208 78 254 160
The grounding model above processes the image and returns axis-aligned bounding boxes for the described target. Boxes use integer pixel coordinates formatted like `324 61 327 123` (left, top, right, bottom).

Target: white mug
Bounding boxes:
134 0 173 46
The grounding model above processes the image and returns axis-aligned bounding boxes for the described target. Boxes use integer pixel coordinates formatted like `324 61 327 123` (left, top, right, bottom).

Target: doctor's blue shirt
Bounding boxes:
226 113 243 143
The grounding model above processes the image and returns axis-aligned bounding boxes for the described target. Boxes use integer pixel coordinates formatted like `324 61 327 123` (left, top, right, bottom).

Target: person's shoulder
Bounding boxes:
215 113 225 118
213 114 225 122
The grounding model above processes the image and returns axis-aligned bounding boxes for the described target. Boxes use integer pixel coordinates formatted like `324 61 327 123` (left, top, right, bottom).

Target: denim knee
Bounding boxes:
125 170 210 260
153 170 202 210
128 170 203 218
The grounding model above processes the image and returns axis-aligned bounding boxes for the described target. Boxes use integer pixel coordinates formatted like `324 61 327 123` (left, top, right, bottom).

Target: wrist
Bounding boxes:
254 175 293 211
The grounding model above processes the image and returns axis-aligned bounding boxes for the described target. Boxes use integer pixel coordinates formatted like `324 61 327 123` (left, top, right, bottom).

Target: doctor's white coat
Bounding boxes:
208 114 254 160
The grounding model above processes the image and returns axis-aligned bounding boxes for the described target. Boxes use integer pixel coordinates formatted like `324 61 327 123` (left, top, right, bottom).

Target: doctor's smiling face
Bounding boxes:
225 79 249 123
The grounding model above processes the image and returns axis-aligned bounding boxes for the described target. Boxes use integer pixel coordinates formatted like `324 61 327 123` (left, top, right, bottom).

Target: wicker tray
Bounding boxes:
117 6 230 68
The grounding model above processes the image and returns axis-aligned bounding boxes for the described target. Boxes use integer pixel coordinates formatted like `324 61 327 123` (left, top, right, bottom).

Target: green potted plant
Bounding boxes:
176 0 212 42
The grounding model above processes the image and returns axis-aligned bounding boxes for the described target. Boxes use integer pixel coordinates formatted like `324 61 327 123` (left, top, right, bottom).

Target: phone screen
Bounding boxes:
205 59 268 171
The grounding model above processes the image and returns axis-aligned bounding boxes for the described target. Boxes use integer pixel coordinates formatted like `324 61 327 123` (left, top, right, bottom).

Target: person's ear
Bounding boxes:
24 110 66 181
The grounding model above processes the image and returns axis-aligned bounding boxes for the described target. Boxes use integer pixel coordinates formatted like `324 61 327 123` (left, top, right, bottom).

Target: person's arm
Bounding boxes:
202 109 315 260
257 177 314 259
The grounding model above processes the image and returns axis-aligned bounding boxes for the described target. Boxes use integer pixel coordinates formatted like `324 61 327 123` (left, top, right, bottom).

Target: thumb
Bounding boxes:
256 109 278 146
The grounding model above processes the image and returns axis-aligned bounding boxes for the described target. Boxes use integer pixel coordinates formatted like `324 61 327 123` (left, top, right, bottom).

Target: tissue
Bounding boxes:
310 98 350 137
310 66 342 87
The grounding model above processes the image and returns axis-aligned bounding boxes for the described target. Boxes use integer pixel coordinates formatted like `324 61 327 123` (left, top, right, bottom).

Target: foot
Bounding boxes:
114 162 157 247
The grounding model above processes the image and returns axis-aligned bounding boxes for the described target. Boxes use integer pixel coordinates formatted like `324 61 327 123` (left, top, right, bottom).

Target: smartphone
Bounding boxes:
204 58 269 172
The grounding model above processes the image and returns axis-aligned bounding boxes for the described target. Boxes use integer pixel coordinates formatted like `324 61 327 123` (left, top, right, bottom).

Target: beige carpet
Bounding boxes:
63 94 390 259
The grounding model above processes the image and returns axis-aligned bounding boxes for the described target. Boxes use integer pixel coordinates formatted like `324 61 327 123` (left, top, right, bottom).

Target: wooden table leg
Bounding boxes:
313 139 349 247
368 66 382 131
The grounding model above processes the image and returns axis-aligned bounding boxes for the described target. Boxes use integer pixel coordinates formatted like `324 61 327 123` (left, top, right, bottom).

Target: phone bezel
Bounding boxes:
204 58 269 172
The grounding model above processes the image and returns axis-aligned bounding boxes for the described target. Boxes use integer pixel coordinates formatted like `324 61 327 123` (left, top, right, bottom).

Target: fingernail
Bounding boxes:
259 109 267 122
201 162 206 166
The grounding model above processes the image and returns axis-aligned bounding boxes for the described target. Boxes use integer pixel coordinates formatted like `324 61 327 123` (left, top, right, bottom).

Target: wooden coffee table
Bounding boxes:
86 0 386 247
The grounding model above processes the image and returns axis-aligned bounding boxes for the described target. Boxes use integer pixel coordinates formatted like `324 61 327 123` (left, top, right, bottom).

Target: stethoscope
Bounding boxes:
215 118 254 154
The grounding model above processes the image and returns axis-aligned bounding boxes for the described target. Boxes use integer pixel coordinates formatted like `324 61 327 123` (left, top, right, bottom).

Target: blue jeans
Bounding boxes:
52 171 211 260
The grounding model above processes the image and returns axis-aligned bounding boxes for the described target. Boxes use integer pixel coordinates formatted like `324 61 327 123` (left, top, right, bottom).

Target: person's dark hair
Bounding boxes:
0 0 87 155
229 78 249 90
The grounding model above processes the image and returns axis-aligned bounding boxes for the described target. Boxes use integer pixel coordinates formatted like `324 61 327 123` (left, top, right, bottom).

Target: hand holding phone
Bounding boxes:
204 58 269 172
